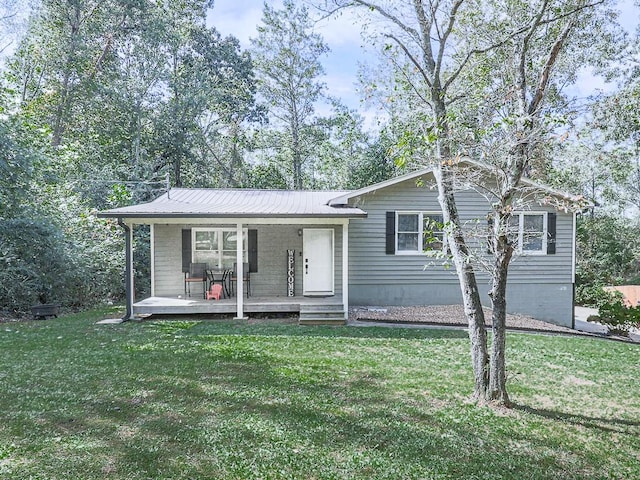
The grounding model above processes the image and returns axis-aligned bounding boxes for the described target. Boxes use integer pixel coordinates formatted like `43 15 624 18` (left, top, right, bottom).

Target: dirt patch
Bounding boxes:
349 305 580 334
563 375 596 387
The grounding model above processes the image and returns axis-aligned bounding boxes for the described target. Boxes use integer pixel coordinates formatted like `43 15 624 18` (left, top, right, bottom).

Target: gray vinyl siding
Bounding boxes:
154 225 184 296
153 224 342 298
347 176 574 326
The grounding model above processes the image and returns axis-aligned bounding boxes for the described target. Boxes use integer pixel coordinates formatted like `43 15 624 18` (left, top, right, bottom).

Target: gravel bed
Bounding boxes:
349 305 580 334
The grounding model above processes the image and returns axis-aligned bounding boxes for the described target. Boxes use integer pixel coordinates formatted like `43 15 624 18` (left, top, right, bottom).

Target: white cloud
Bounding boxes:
208 0 270 46
571 67 617 97
313 7 364 48
617 0 639 34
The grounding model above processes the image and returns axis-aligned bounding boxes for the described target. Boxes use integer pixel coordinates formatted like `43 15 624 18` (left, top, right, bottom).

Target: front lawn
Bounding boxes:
0 309 638 479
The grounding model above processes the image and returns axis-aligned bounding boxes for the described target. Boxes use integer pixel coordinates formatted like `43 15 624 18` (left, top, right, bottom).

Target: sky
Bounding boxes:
2 0 638 125
208 0 640 128
207 0 379 124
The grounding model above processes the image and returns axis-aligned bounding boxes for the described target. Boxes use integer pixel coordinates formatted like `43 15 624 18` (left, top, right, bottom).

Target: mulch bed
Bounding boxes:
349 305 585 335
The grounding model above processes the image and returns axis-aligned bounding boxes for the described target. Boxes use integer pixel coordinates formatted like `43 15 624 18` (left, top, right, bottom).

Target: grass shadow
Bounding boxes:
136 315 472 340
511 402 640 434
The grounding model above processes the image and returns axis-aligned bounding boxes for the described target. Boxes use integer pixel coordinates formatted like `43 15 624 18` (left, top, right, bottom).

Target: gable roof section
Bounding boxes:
328 167 435 206
328 158 581 206
98 188 367 219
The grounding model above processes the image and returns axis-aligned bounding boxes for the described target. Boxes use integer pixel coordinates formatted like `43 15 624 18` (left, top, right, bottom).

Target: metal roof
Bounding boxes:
98 188 367 219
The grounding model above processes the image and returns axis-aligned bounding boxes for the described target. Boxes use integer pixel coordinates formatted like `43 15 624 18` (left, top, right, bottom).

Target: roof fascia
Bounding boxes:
99 216 364 226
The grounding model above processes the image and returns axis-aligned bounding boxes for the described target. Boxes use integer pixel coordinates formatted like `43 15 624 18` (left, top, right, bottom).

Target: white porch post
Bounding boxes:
234 222 246 319
342 221 349 320
118 219 135 321
150 224 155 297
128 223 135 310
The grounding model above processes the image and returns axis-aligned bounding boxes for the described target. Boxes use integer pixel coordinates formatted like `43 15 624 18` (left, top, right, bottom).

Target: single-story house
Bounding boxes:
98 161 579 327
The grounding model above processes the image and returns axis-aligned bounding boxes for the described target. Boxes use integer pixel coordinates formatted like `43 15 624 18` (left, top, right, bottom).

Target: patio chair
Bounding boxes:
184 262 207 298
206 283 223 301
207 268 230 298
230 262 251 298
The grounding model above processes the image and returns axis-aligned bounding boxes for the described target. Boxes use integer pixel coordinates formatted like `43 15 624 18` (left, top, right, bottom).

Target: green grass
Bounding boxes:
0 308 638 479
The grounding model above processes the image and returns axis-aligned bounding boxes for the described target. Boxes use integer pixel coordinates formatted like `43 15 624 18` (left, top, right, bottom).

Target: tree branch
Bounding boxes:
434 0 464 81
383 32 433 88
528 9 580 115
412 0 437 75
350 0 422 45
387 50 432 106
445 0 604 91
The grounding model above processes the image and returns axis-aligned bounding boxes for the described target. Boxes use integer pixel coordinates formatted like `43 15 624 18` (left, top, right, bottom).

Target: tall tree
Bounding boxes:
306 104 370 189
319 0 614 405
0 0 262 312
590 81 640 212
7 0 259 191
347 127 400 189
251 0 328 190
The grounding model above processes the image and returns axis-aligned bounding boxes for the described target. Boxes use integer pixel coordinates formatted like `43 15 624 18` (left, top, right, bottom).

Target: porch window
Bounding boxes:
396 212 445 254
193 228 247 268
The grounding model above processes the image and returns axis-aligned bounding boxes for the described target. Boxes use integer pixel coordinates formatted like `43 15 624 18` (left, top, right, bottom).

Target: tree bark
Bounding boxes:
487 215 513 405
433 163 489 400
291 116 303 190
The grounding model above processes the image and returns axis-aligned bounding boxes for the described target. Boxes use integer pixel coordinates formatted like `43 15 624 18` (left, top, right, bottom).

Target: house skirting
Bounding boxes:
349 282 574 328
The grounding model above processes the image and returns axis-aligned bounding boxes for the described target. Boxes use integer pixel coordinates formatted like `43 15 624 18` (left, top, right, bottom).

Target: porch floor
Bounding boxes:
133 294 344 317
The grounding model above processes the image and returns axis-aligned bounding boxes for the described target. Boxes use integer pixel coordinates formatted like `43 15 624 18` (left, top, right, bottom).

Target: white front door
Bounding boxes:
303 228 334 296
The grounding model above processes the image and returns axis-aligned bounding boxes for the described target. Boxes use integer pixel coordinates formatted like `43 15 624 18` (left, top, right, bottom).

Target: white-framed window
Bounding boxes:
192 228 247 269
508 212 547 254
396 212 445 254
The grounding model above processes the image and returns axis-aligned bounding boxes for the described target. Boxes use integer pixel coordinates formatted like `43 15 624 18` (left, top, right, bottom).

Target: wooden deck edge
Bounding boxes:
133 295 346 319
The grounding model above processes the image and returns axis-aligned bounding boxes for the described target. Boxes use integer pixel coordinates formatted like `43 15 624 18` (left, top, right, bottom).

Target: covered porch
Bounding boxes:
98 188 367 323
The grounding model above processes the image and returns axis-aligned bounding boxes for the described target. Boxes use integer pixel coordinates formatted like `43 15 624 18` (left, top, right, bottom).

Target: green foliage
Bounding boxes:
575 214 640 287
0 0 265 312
548 129 632 212
347 130 399 189
0 210 127 313
0 218 71 310
590 76 640 211
107 184 132 207
244 163 288 189
0 116 42 219
575 283 621 308
251 0 330 189
598 296 640 334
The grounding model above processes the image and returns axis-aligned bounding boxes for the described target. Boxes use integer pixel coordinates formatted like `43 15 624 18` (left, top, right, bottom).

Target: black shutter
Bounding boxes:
386 211 396 254
248 229 258 272
181 229 192 272
547 213 557 254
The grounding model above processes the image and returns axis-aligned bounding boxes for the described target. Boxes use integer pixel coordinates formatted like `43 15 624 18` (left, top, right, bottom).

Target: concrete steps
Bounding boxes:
299 303 346 325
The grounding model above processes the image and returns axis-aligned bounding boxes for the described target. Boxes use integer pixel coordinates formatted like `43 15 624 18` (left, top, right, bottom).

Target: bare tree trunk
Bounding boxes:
487 217 513 405
51 71 71 147
52 4 83 147
429 84 490 398
291 118 303 190
433 161 489 401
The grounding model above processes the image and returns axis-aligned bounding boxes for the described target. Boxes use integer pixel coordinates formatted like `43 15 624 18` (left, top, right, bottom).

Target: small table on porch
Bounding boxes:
206 269 231 298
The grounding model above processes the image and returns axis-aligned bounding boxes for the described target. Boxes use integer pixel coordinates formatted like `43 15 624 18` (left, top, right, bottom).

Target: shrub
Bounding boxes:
575 283 621 308
0 218 72 311
598 296 640 336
